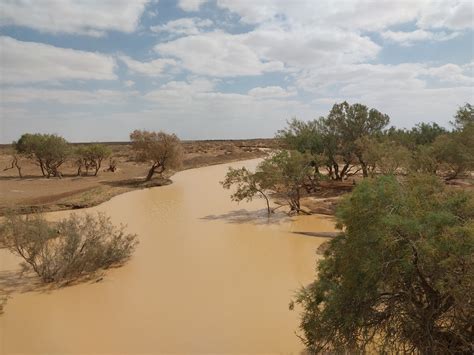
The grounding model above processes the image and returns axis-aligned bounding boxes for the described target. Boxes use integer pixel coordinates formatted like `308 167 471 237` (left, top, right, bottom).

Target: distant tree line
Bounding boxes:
6 130 184 182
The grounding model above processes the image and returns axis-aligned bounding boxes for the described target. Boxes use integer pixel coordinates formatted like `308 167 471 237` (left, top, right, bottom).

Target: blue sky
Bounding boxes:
1 0 473 143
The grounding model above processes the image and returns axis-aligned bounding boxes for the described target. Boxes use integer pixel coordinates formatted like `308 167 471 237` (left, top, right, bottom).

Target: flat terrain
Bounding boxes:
0 139 276 214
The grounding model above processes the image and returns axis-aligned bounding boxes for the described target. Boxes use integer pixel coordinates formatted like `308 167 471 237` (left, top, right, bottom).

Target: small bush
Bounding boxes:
2 212 138 283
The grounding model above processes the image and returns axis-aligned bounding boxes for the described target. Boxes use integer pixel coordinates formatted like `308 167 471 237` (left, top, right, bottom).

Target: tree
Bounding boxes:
221 167 273 215
315 102 390 179
293 175 474 353
357 137 411 176
130 130 184 182
452 103 473 130
431 130 474 180
3 154 23 178
76 144 111 176
2 212 138 283
14 133 69 178
258 150 315 214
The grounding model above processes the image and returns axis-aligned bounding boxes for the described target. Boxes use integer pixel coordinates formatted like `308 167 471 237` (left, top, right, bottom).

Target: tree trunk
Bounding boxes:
146 164 158 181
258 190 271 216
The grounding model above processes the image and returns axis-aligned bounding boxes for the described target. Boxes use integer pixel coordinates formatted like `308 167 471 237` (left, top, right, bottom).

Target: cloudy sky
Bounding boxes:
1 0 473 143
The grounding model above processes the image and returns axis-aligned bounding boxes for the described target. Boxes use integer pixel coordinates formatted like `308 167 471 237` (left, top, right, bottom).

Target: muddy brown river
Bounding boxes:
0 159 336 354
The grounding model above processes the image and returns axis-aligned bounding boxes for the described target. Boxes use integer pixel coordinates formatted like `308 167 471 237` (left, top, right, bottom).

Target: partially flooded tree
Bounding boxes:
14 133 69 178
293 175 474 353
258 151 316 214
2 212 138 283
130 130 183 181
221 167 273 215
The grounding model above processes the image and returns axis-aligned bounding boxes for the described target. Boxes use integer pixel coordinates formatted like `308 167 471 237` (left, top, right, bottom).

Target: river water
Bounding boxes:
0 159 336 354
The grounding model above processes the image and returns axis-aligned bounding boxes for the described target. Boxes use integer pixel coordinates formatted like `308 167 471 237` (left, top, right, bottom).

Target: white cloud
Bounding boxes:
124 80 135 87
0 0 150 36
155 31 284 77
417 0 474 30
178 0 209 12
150 17 213 36
1 88 137 105
248 86 296 98
382 29 460 46
120 55 177 76
0 36 116 84
216 0 473 32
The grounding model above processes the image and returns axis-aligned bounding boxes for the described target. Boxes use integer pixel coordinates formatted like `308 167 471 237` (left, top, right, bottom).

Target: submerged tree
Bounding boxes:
2 212 138 283
130 130 183 181
293 175 474 354
221 167 273 215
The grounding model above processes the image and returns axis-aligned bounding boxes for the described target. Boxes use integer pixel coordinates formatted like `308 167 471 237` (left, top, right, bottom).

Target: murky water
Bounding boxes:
0 159 336 354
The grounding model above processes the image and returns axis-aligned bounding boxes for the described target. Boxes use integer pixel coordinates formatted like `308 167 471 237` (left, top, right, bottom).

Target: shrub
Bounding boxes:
2 212 138 283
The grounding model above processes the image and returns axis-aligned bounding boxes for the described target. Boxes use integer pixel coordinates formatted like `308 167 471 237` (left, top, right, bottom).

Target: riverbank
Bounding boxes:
0 139 275 215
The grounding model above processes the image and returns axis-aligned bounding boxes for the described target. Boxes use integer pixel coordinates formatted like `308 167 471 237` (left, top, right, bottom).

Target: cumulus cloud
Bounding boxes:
0 0 150 36
0 36 116 84
150 17 213 36
120 56 177 76
155 31 284 77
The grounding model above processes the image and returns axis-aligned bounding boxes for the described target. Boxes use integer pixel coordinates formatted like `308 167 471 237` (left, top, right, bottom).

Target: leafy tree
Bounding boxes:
14 133 69 178
221 167 273 215
452 103 473 130
258 150 315 214
76 144 111 176
2 212 138 283
431 126 474 180
130 130 183 181
319 102 390 179
293 175 474 353
357 136 411 176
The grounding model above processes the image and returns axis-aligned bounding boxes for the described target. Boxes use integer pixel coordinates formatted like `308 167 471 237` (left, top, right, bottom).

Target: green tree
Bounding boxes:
130 130 183 181
258 150 315 214
76 144 111 176
221 167 273 215
452 103 473 130
319 102 390 179
14 133 69 178
293 175 474 353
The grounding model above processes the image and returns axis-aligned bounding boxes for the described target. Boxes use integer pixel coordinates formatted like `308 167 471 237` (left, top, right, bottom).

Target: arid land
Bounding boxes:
0 139 277 215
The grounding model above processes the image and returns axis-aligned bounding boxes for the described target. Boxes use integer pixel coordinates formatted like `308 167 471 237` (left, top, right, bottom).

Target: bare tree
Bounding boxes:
130 130 183 181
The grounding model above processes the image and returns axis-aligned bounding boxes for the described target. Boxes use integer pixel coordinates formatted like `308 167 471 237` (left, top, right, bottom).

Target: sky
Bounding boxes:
0 0 473 143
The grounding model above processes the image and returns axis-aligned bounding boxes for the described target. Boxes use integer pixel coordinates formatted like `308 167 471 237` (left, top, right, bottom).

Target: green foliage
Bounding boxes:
452 103 473 130
221 167 272 215
14 133 69 177
258 150 315 213
386 122 447 151
76 144 111 176
130 130 183 181
357 136 411 176
293 175 474 353
277 118 323 156
2 212 138 283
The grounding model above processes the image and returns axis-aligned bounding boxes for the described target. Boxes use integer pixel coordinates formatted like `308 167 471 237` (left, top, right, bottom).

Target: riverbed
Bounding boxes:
0 159 336 354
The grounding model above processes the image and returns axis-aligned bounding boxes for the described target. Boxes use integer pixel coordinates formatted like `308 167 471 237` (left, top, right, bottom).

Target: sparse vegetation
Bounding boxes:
1 212 138 283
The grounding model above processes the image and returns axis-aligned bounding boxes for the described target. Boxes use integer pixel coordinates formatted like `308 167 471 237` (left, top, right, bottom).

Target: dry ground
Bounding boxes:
0 139 277 215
